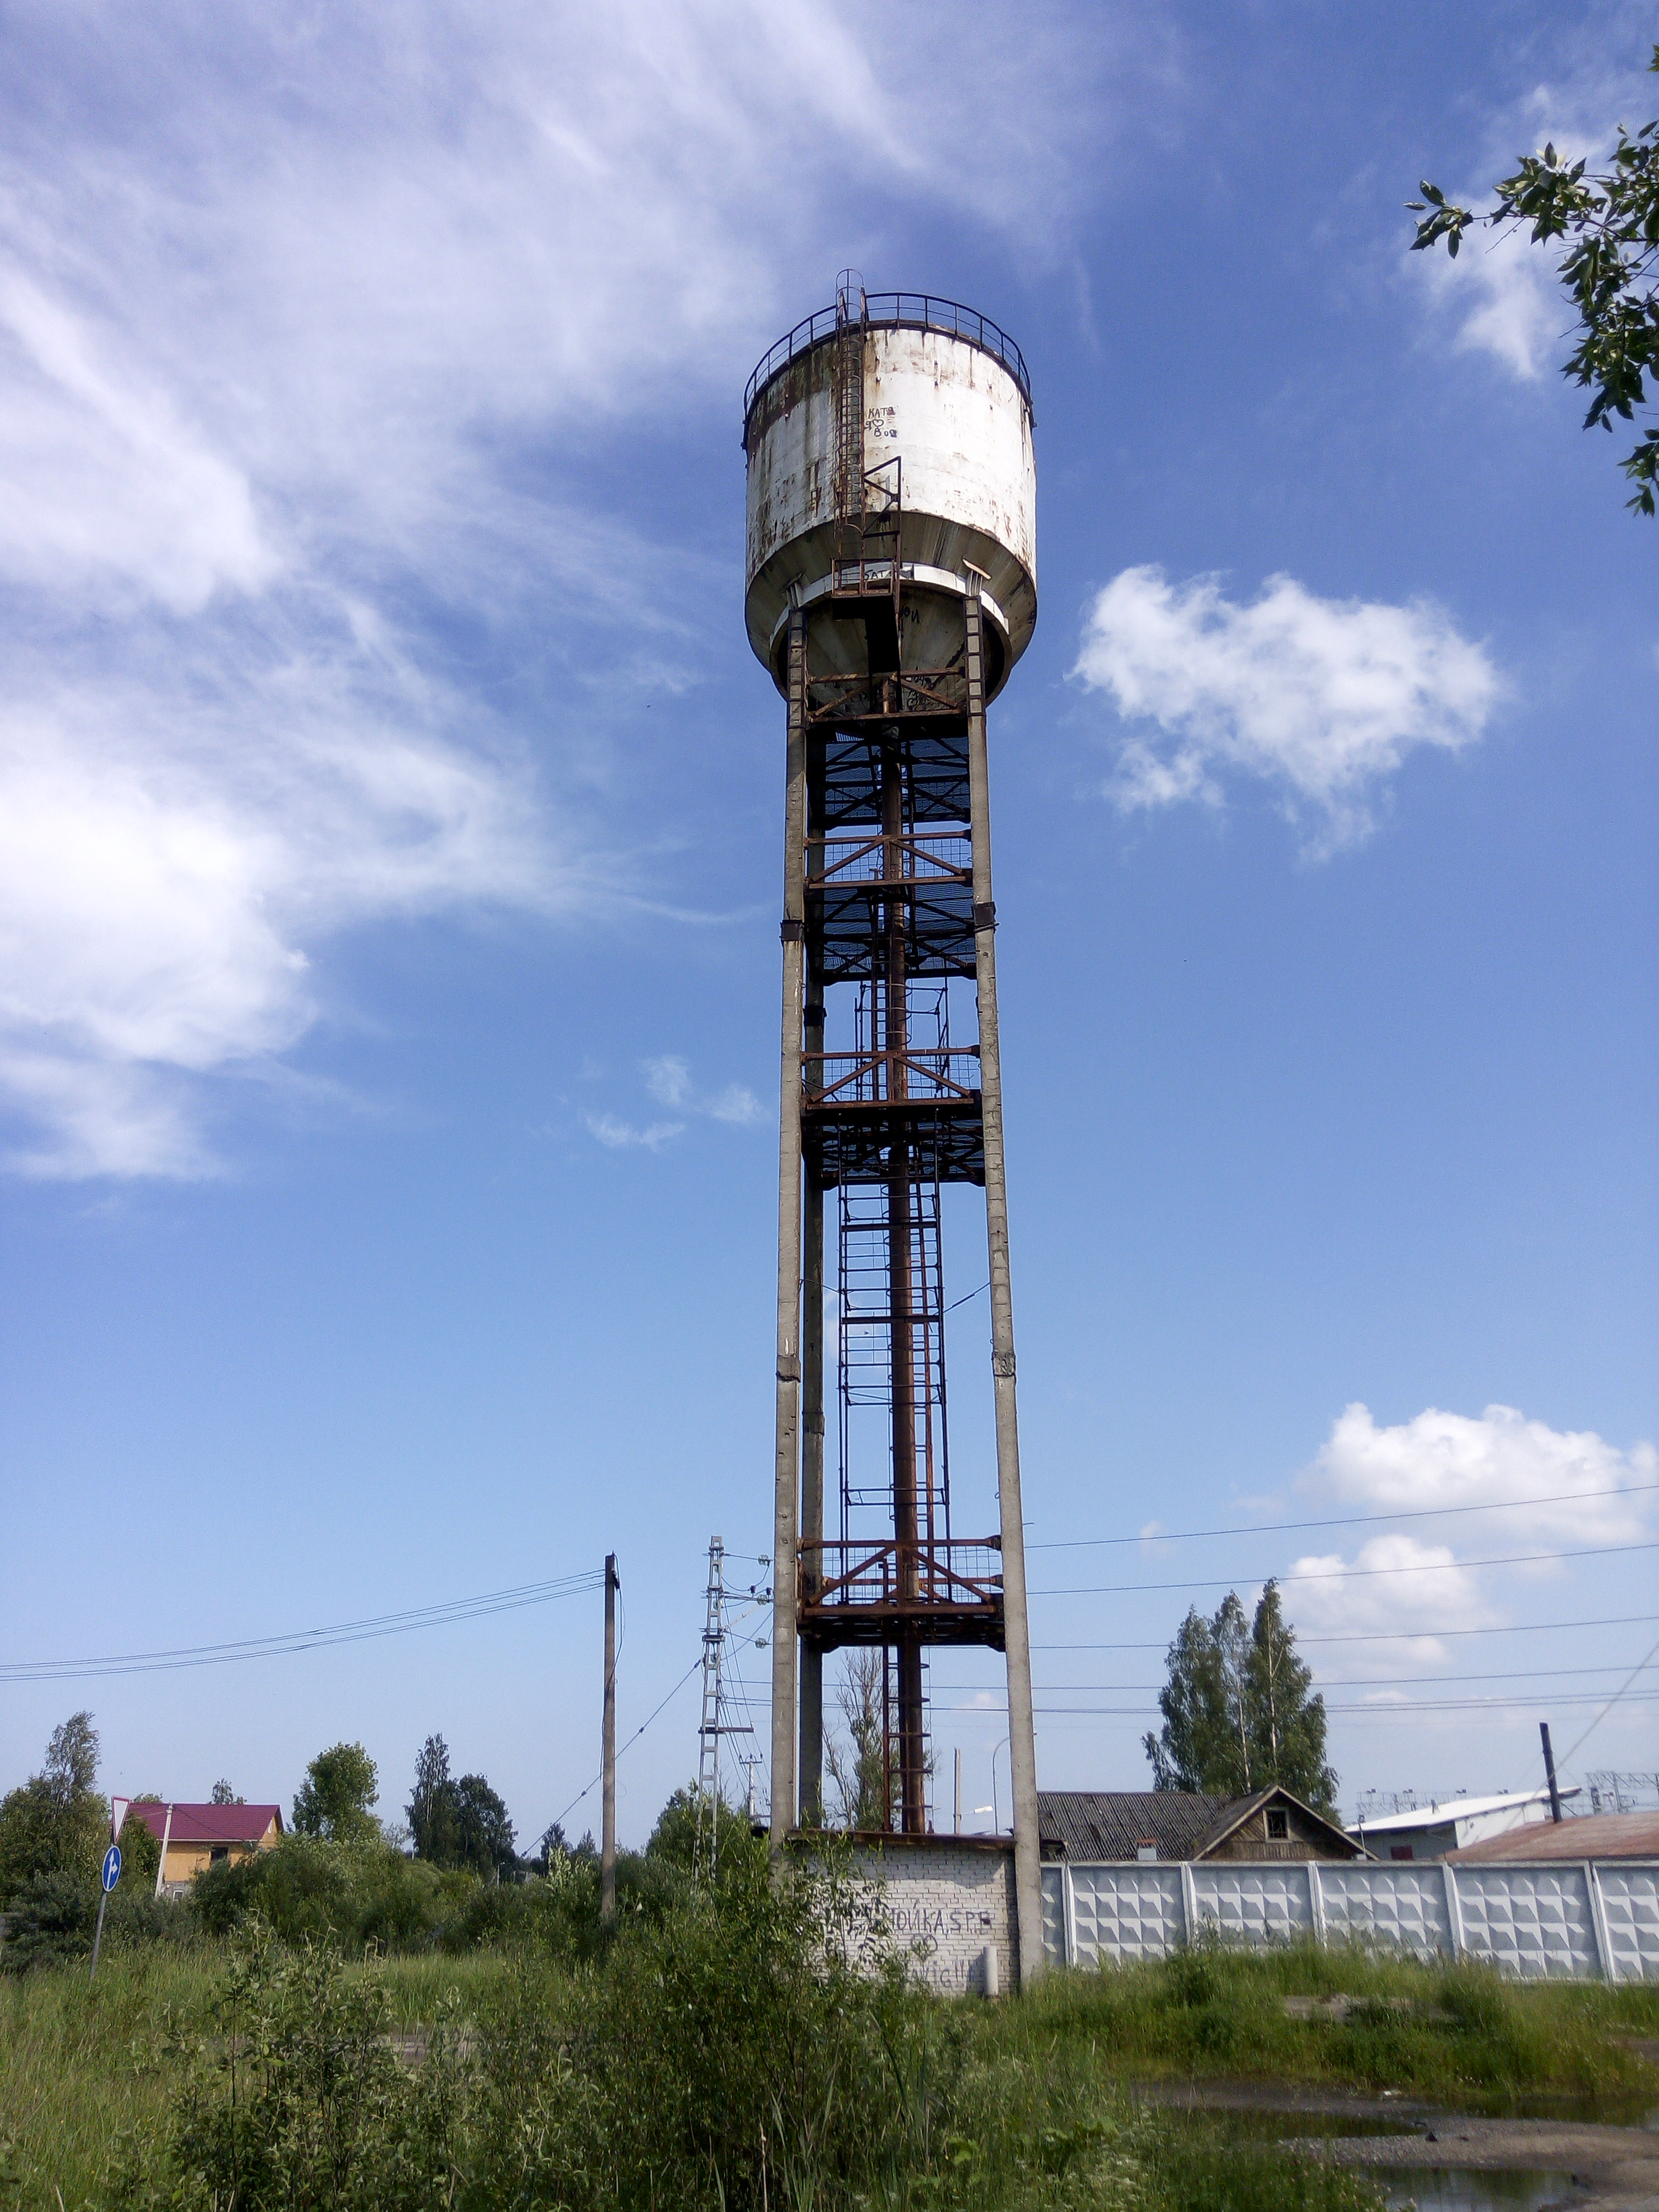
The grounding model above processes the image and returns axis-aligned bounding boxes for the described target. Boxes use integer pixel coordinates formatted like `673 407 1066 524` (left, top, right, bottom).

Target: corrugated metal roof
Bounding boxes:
122 1802 283 1846
1350 1787 1573 1836
1444 1810 1659 1862
1037 1790 1235 1861
1037 1787 1364 1862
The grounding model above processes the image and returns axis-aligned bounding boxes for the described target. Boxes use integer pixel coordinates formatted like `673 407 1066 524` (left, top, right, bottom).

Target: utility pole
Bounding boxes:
1540 1720 1563 1823
601 1553 618 1928
697 1539 726 1879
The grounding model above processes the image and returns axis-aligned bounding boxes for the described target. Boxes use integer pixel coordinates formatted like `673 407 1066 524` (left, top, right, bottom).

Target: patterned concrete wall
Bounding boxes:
852 1840 1016 1995
1061 1864 1186 1964
1191 1863 1314 1947
1045 1859 1658 1982
1596 1865 1659 1983
1452 1864 1599 1980
1316 1862 1452 1960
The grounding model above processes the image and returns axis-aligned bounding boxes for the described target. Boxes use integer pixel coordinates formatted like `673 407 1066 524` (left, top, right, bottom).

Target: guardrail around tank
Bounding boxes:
1040 1859 1659 1983
743 295 1033 428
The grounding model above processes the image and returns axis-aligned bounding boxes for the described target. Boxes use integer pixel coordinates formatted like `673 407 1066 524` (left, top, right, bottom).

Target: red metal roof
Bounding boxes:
1444 1810 1659 1862
122 1802 283 1846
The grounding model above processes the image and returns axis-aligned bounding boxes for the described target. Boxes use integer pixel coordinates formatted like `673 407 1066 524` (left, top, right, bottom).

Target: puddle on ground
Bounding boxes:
1374 2173 1576 2212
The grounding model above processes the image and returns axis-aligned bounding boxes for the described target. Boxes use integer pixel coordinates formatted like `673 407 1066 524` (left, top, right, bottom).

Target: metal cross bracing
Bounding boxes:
795 637 1007 1836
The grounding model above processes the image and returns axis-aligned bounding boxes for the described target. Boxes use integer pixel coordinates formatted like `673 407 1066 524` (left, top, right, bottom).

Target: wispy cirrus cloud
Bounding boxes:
1073 566 1498 851
586 1054 762 1154
0 0 1167 1178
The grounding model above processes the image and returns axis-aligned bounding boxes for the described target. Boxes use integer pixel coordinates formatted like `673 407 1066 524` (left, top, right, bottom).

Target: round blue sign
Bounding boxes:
101 1844 122 1892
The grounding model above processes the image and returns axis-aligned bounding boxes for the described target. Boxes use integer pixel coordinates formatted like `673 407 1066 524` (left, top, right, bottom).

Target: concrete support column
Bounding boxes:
770 604 808 1857
799 1150 825 1816
964 578 1042 1986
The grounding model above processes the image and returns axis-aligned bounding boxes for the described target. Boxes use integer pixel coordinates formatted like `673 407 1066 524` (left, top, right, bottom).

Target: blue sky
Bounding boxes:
1 0 1654 1848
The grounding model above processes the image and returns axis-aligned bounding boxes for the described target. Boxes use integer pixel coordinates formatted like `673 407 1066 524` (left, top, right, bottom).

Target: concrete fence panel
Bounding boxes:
1046 1859 1658 1982
1188 1863 1314 1949
1450 1864 1601 1981
1595 1864 1659 1983
1313 1861 1454 1962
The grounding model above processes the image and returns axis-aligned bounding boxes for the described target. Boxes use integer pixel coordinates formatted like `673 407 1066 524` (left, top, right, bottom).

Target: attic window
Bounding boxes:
1266 1810 1288 1840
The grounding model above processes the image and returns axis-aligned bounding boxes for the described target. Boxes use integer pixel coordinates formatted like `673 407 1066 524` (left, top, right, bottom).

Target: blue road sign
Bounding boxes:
102 1844 122 1892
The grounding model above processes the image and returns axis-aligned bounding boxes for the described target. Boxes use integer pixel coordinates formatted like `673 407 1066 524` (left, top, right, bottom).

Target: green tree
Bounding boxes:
43 1711 100 1802
646 1784 758 1872
453 1773 516 1881
825 1649 896 1831
291 1741 380 1844
407 1735 462 1864
209 1778 242 1805
1246 1580 1338 1815
0 1711 110 1902
1411 44 1659 512
1145 1585 1336 1812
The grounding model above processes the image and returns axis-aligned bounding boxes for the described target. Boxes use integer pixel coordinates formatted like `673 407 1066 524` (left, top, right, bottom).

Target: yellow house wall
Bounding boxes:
161 1818 279 1884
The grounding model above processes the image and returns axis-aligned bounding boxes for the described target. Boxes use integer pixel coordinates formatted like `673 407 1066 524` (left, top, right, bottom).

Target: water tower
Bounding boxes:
743 277 1042 1981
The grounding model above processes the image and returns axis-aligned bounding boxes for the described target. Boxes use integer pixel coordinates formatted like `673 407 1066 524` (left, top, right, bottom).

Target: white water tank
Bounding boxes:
743 288 1036 699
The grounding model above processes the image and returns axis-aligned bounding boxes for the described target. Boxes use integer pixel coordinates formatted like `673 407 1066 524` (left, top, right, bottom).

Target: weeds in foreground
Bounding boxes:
8 1915 1655 2212
1017 1936 1659 2118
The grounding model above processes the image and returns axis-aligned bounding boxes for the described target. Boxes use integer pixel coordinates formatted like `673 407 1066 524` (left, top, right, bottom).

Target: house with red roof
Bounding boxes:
120 1800 284 1892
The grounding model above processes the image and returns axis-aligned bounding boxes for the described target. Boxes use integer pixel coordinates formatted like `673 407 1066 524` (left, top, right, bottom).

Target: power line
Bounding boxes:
1024 1480 1658 1551
929 1662 1647 1694
548 1605 770 1839
0 1569 607 1682
1558 1630 1659 1770
1034 1613 1658 1651
937 1691 1659 1720
1030 1539 1659 1601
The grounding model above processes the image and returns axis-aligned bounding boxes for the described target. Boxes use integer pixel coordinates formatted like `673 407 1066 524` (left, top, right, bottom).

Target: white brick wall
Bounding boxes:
847 1840 1016 1995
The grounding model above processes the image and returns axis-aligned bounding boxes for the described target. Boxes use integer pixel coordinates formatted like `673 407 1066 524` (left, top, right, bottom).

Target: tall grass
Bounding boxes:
1020 1937 1659 2117
3 1915 1654 2211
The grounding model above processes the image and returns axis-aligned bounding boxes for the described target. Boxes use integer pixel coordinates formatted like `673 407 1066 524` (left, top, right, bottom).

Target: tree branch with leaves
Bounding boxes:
1410 44 1659 512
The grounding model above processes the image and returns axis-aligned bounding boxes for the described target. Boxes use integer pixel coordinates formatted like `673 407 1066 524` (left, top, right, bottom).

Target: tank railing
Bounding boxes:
797 1538 1003 1615
807 668 970 722
808 830 972 886
743 293 1032 426
804 1046 981 1108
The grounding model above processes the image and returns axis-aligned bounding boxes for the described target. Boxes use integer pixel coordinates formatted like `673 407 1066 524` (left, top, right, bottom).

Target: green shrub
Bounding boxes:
1 1869 189 1974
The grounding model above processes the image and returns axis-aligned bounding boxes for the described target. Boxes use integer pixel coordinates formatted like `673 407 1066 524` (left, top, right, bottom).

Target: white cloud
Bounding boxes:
706 1084 764 1127
1313 1401 1656 1551
1277 1401 1657 1680
1286 1532 1501 1658
643 1057 692 1110
1408 31 1654 385
587 1056 762 1153
1073 567 1498 849
0 623 577 1177
1417 224 1562 382
586 1112 684 1153
0 0 1160 1175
